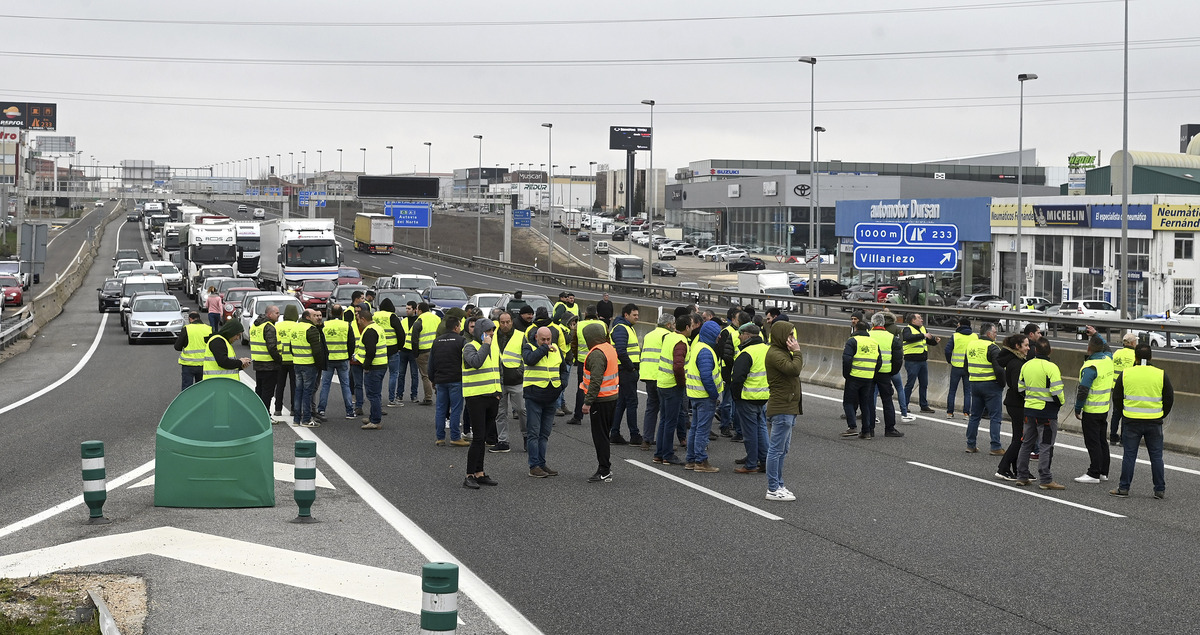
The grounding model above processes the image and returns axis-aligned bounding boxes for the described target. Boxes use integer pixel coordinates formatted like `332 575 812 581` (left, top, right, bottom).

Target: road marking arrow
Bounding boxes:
940 252 953 265
0 527 443 619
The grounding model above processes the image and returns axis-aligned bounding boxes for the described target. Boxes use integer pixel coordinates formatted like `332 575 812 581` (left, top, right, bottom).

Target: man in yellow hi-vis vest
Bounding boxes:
965 322 1004 454
1110 344 1174 499
1073 332 1114 484
174 311 211 391
943 316 976 419
841 319 880 438
1109 332 1138 445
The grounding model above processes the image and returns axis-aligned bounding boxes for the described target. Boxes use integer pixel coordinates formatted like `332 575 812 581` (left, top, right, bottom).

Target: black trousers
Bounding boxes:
870 376 896 433
466 395 499 474
1081 411 1111 478
255 369 279 409
843 378 873 429
611 366 641 438
273 364 294 414
573 362 586 421
590 399 616 474
997 401 1024 475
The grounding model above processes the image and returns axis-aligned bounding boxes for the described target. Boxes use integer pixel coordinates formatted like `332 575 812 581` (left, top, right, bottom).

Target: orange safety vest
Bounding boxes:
581 342 620 399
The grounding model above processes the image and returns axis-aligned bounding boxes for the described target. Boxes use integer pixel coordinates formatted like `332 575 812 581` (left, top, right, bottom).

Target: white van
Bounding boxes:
593 240 610 255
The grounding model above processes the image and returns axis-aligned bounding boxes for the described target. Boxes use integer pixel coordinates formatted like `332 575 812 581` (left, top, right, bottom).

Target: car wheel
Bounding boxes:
127 334 136 345
98 303 104 313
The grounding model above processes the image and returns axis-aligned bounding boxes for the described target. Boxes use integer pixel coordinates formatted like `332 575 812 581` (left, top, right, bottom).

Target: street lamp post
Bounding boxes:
474 134 483 258
288 153 294 182
337 149 343 227
542 124 553 272
1016 73 1038 304
642 99 655 284
424 142 432 175
301 151 307 183
360 148 367 173
386 145 394 175
814 126 826 296
798 56 817 297
588 161 596 213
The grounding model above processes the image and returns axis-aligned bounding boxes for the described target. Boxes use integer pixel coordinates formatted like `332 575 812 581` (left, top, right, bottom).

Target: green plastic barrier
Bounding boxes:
154 379 276 508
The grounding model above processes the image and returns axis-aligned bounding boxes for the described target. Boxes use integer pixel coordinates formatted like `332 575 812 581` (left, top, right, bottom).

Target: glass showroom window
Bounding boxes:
1116 237 1150 273
1034 235 1064 266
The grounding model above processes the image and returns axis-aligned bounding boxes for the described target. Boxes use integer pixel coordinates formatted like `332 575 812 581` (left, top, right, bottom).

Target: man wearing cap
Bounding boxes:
174 310 210 391
608 303 642 446
202 319 251 381
248 305 283 412
553 291 579 323
944 316 976 419
731 322 770 472
363 289 376 312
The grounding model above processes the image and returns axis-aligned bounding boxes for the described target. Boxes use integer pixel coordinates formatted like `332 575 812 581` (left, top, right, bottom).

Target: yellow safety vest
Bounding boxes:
202 335 240 380
848 334 880 380
639 327 670 382
736 342 770 400
950 332 977 368
398 314 413 350
1113 347 1135 376
462 340 502 397
354 323 389 366
415 312 440 351
868 329 898 375
1019 357 1064 411
609 322 640 365
1122 364 1165 420
374 310 398 348
248 321 274 363
501 327 527 369
656 331 687 388
291 322 317 365
1081 356 1115 414
685 341 724 399
554 301 579 321
323 318 350 361
725 325 741 358
178 322 210 366
576 319 606 363
966 338 998 383
523 345 563 389
903 324 928 356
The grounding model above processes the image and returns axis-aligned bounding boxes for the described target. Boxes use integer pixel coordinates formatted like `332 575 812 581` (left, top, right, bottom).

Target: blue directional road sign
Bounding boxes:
298 191 327 207
384 201 432 228
513 209 532 227
901 223 957 246
513 209 532 219
854 222 903 245
853 246 958 271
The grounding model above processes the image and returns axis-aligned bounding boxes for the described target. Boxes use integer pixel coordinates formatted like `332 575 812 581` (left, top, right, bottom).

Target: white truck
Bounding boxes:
608 254 644 282
353 213 394 254
551 206 582 234
737 270 795 312
181 222 238 298
258 218 340 290
233 221 262 278
160 221 188 255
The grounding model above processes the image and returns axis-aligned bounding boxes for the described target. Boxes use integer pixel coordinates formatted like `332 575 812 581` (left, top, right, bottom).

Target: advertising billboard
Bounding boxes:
0 102 57 130
609 126 652 151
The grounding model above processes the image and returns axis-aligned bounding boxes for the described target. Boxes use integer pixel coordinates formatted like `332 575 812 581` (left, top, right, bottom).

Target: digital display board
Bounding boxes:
609 126 652 151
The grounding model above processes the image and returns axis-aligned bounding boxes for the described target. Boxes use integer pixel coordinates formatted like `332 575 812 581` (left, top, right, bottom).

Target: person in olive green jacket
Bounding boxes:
764 320 805 501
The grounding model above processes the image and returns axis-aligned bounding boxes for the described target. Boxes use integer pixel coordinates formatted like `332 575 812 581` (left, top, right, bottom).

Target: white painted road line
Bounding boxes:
624 459 783 521
804 390 1200 477
0 313 109 417
0 460 155 541
907 461 1126 518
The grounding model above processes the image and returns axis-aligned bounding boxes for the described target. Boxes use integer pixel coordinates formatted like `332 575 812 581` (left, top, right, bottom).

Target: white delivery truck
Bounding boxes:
233 221 262 278
353 213 394 254
258 218 340 290
608 254 644 282
737 269 795 312
181 222 238 298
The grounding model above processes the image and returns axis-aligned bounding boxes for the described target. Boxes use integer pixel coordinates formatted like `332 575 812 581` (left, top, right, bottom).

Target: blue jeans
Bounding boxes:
904 359 929 410
350 363 365 411
656 384 684 459
1118 420 1166 493
435 382 464 440
386 351 402 402
180 364 202 391
293 365 319 423
642 381 660 442
363 366 385 424
890 373 908 417
948 366 972 415
610 367 641 438
686 396 717 463
767 414 796 492
396 349 419 400
967 381 1004 451
736 400 768 469
525 397 556 469
318 359 353 417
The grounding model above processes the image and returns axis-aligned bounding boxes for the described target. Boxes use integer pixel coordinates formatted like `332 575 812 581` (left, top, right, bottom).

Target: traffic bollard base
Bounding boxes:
290 515 318 524
85 516 112 525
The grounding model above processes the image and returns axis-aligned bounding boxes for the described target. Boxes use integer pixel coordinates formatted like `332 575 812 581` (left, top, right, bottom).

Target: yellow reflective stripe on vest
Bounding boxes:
202 335 240 379
738 343 770 400
657 332 687 388
249 321 272 363
639 327 669 381
374 310 398 347
609 323 640 364
849 334 880 379
501 326 526 369
1082 357 1115 413
902 324 928 356
868 329 896 374
417 312 439 350
951 332 977 368
523 347 563 388
290 322 317 365
354 323 389 366
324 319 350 361
1019 357 1064 410
462 340 502 397
685 341 724 398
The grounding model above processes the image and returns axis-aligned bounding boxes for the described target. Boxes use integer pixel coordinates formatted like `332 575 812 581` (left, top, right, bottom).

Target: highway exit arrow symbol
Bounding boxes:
940 252 953 265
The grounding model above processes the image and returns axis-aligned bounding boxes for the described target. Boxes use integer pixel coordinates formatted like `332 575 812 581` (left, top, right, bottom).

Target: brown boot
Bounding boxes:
693 460 720 473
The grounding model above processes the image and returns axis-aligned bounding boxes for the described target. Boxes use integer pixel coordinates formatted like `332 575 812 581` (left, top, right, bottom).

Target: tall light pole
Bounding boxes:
1016 72 1038 304
798 56 817 297
1119 0 1130 318
424 142 432 175
301 151 307 184
317 150 322 179
588 161 597 212
569 165 576 213
275 154 281 181
386 145 394 175
474 134 483 258
360 148 367 173
814 126 826 294
642 99 656 284
288 152 294 181
541 124 553 272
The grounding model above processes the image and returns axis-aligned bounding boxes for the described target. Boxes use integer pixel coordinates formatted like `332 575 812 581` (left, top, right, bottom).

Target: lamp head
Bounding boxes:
814 126 826 133
641 99 656 106
798 56 816 65
1018 73 1038 82
541 123 552 129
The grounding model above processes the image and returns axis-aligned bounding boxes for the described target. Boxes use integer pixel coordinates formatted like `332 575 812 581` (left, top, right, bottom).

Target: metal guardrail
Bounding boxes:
0 311 33 350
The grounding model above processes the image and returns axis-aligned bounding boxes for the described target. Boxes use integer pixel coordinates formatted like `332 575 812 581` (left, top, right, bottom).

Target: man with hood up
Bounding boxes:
764 320 804 501
684 320 724 473
580 322 618 483
461 317 501 489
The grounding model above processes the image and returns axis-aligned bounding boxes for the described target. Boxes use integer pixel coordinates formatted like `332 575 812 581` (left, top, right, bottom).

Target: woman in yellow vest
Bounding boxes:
1073 334 1114 484
462 318 501 489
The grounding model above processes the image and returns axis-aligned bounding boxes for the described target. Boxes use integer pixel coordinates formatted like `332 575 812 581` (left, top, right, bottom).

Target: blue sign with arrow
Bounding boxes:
384 201 432 228
853 246 958 271
853 222 960 270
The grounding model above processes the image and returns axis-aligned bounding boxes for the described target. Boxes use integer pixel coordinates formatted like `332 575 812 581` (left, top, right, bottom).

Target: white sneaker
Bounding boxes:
901 414 917 422
765 489 796 502
1073 474 1101 484
1100 475 1109 482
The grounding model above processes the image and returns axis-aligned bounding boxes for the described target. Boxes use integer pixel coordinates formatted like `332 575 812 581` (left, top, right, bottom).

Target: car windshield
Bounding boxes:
152 264 179 275
302 280 337 293
203 267 236 278
334 286 367 302
115 250 139 260
116 261 140 272
284 243 338 267
0 276 18 287
237 238 261 251
103 280 123 292
132 297 180 312
123 282 166 296
377 291 421 307
430 288 467 301
339 267 360 278
395 276 431 289
225 289 254 303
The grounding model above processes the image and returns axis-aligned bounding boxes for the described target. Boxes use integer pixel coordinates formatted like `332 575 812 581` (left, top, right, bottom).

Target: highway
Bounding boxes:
5 203 1200 632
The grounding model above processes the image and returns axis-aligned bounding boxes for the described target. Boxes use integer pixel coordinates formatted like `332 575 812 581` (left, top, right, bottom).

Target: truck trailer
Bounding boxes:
353 213 394 254
737 269 795 312
608 254 644 282
258 218 340 290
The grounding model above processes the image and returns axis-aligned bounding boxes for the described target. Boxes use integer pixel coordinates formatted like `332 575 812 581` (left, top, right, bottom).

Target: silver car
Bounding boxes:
126 293 187 345
236 294 305 346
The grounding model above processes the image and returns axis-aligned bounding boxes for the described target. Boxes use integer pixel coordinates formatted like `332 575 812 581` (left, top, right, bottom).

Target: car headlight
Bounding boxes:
131 320 145 327
169 319 184 326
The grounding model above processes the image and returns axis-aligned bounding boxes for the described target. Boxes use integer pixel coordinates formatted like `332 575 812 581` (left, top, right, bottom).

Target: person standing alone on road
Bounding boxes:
1014 338 1066 489
1074 334 1114 484
1110 344 1173 499
175 311 210 391
581 322 619 483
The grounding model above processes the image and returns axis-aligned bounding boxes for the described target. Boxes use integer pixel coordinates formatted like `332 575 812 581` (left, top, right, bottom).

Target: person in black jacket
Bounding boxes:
428 315 468 446
994 333 1030 480
715 309 746 438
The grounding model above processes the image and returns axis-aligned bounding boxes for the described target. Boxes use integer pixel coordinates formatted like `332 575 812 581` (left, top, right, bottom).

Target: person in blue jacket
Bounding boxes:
685 320 723 472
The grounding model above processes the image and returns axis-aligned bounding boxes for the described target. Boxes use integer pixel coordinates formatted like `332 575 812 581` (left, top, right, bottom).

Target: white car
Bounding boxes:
144 260 184 289
113 259 141 277
236 294 305 344
465 293 504 313
237 204 248 214
126 293 187 345
635 235 652 246
698 245 732 260
720 249 748 261
1130 318 1200 349
657 246 677 260
668 242 698 256
1058 299 1119 321
252 208 266 219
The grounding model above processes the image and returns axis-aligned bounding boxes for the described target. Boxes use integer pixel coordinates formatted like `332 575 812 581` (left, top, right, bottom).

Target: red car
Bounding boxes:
874 286 898 303
0 274 22 306
295 279 337 312
221 287 260 322
337 267 362 285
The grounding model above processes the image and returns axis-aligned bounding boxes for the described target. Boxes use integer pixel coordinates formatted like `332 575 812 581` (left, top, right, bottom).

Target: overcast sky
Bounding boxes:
5 0 1198 180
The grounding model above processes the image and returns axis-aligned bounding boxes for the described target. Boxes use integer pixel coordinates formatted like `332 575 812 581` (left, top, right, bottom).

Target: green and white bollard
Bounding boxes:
292 440 317 523
81 441 110 525
419 562 459 634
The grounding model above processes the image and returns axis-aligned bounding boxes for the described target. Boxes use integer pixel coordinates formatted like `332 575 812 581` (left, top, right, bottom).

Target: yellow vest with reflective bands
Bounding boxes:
1018 357 1064 411
848 334 880 380
656 331 687 388
374 310 398 348
501 326 527 369
291 322 317 365
554 301 579 321
903 324 928 356
276 320 296 363
415 312 440 351
248 321 274 363
609 322 640 365
1081 356 1114 414
462 340 502 397
576 319 605 362
686 341 724 399
202 335 240 380
639 327 670 381
354 323 389 366
966 338 997 382
178 322 210 366
398 314 413 350
1113 347 1135 375
1122 364 1165 420
523 345 562 389
868 329 898 374
725 325 741 357
323 318 350 361
951 332 977 368
736 343 770 400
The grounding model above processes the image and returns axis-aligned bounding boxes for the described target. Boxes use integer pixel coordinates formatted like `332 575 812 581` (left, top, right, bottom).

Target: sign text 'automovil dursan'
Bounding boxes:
868 200 941 220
